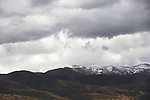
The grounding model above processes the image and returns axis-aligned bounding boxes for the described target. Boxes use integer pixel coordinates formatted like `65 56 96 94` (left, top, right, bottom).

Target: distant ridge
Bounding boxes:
4 63 150 75
70 63 150 75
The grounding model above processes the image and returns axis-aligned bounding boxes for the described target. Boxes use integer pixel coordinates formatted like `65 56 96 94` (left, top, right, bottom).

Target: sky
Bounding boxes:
0 0 150 73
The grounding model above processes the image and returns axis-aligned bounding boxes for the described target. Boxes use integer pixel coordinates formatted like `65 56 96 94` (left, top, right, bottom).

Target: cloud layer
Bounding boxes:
0 0 150 44
0 0 150 73
0 32 149 73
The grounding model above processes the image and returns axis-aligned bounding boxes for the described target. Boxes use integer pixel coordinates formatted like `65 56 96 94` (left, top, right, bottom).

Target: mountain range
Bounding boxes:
0 63 150 100
72 63 150 75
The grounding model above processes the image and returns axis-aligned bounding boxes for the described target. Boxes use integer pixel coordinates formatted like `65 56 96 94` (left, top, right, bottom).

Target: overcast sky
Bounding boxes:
0 0 150 73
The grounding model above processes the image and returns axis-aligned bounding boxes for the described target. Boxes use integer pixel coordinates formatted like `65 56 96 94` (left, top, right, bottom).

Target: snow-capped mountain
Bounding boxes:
71 63 150 75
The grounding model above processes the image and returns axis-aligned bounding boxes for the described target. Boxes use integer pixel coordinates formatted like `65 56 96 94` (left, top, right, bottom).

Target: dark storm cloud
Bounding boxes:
64 0 150 38
77 0 120 9
31 0 55 7
0 0 150 44
0 30 50 44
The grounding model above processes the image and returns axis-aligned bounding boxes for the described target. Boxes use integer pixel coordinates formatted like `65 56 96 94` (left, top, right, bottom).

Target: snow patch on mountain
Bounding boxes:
71 63 150 75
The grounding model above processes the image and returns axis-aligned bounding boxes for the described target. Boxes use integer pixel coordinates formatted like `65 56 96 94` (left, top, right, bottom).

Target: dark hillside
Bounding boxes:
0 67 150 100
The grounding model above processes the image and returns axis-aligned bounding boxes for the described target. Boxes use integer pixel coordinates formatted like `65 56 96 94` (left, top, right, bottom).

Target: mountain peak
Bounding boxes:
69 63 150 75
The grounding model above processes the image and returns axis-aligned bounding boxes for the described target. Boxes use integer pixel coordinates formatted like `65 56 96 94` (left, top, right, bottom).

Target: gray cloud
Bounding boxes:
132 0 150 9
0 0 149 44
0 0 149 73
31 0 55 7
64 0 150 38
102 45 108 50
73 0 120 9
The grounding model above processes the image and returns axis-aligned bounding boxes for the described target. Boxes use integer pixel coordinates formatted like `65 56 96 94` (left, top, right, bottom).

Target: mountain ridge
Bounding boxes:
70 63 150 75
0 63 150 100
3 63 150 75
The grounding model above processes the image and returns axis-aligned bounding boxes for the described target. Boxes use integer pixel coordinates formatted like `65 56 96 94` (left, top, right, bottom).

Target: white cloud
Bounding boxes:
0 31 149 73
